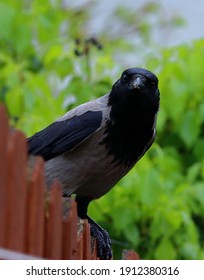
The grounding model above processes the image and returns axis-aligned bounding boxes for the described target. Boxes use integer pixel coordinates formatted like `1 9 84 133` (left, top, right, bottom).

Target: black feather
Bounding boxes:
28 110 102 160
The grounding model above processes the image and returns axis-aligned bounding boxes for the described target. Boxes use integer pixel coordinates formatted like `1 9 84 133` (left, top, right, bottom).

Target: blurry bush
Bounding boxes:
0 0 203 259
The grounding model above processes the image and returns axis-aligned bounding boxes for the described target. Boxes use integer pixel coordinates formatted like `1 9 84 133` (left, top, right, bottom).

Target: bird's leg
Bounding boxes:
86 215 112 260
76 195 112 260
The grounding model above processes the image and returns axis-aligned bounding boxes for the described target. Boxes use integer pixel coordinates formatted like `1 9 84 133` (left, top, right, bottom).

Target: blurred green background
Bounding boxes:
1 0 204 259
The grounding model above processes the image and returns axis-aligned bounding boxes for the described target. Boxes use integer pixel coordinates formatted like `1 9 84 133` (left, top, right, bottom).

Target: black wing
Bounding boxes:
28 110 102 161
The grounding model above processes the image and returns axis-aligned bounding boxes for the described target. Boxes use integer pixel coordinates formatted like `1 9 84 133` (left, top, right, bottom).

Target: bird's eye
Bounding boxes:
150 81 155 87
122 74 128 82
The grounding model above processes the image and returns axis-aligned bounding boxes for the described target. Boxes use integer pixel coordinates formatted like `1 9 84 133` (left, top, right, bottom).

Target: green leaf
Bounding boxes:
155 238 176 260
178 111 201 148
0 3 15 40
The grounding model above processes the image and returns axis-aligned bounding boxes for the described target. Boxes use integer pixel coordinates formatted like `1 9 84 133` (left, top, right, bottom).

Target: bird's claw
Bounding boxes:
90 222 112 260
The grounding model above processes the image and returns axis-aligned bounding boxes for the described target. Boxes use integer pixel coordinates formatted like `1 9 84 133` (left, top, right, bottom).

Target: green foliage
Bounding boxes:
1 0 204 260
0 0 112 134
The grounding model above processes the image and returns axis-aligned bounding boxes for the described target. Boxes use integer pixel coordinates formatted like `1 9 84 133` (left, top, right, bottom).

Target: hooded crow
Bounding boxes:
27 67 160 259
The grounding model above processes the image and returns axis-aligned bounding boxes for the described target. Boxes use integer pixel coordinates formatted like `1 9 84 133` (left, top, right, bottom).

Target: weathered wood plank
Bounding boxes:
44 181 62 259
0 106 8 246
62 198 78 260
82 220 91 259
5 130 27 252
122 249 139 260
25 156 45 257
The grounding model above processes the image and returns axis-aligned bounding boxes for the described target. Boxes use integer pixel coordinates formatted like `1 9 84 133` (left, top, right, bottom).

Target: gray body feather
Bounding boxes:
44 94 131 199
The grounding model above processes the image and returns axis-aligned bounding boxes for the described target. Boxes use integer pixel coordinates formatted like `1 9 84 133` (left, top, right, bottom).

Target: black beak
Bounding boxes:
131 76 145 90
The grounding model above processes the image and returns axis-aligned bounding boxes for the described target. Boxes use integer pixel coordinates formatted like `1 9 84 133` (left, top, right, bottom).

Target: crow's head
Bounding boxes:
109 67 160 109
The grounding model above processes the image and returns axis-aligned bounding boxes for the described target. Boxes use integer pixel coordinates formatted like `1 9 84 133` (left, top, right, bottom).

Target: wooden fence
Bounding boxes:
0 105 139 260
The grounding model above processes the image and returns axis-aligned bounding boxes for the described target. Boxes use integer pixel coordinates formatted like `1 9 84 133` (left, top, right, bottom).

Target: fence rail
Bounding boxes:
0 105 139 260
